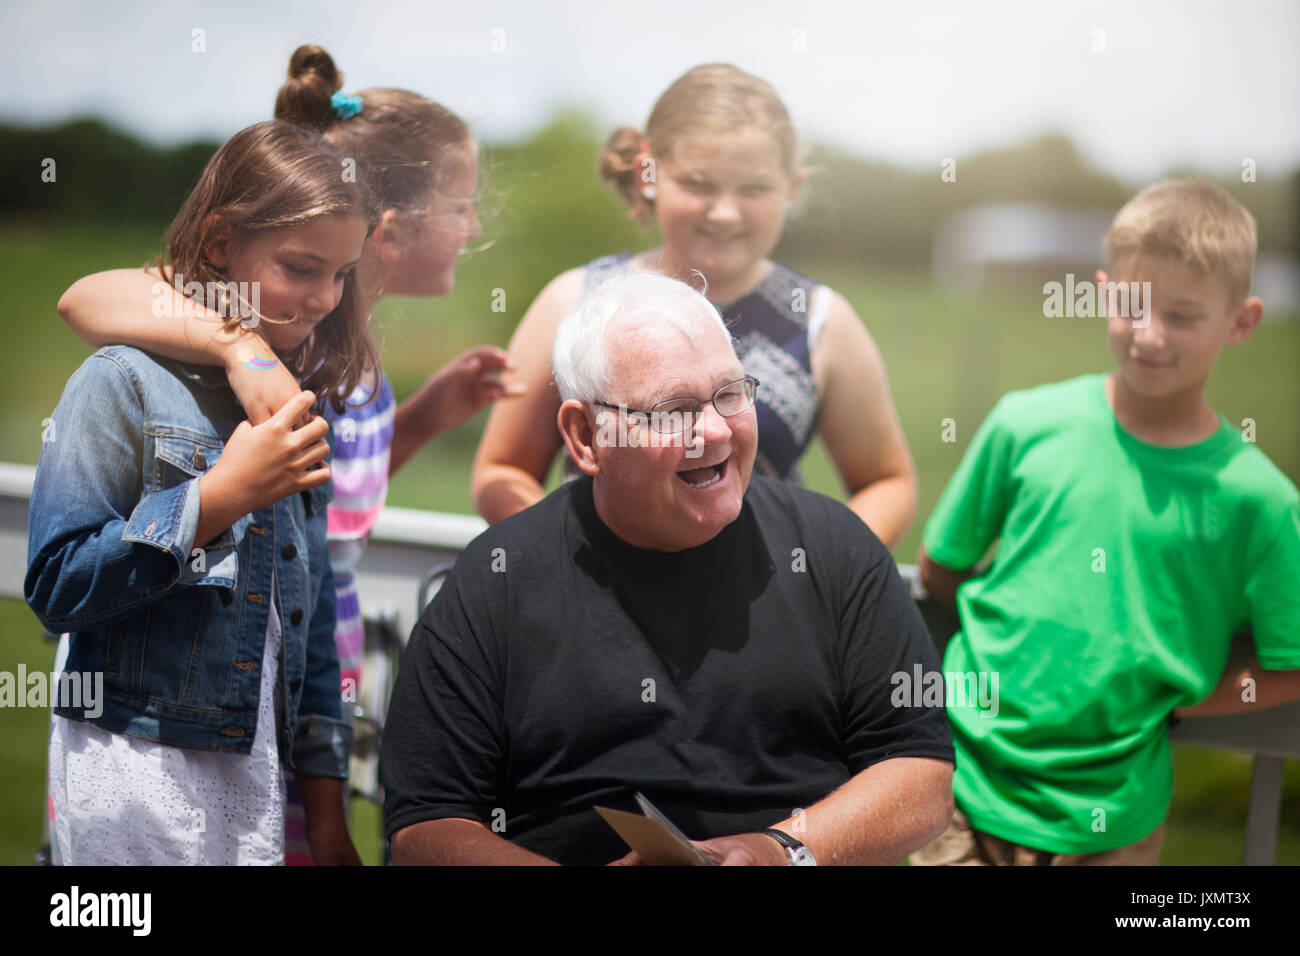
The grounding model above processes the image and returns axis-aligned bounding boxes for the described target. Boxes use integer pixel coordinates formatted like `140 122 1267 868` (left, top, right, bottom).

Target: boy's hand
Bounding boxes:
195 391 331 543
918 546 975 617
223 341 310 428
423 345 524 435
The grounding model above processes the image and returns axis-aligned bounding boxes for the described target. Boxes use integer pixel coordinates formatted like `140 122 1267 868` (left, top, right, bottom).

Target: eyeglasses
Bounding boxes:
592 376 760 435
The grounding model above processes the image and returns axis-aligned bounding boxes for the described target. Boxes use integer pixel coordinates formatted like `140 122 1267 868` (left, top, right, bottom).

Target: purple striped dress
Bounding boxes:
284 376 395 864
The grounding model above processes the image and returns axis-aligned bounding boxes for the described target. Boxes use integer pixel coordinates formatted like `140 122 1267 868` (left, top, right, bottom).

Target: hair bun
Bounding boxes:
275 44 344 132
599 126 653 225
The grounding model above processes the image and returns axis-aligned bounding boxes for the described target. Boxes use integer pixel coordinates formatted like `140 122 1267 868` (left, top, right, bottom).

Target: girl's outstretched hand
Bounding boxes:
390 345 526 475
223 339 307 427
423 345 525 435
195 391 331 544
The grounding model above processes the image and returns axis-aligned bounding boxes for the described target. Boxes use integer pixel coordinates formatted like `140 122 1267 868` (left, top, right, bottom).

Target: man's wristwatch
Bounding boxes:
759 828 818 866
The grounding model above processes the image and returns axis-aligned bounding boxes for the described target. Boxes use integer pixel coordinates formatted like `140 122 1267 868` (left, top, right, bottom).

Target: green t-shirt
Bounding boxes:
923 373 1300 853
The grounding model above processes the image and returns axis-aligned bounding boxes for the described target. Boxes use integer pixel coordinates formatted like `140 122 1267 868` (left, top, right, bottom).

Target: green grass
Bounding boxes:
2 221 1297 864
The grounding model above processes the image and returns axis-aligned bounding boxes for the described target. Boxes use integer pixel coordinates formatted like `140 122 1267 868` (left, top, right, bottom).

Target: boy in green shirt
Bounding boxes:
913 179 1300 865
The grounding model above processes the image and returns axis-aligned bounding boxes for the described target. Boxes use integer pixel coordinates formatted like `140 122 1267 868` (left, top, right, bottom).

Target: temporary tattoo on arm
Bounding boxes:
234 345 278 371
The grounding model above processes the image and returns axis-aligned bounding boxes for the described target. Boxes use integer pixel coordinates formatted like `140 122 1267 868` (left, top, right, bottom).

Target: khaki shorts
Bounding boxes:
910 809 1166 866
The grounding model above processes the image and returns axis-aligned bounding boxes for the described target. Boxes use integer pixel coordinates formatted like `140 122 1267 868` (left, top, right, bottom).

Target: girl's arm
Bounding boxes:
811 289 918 550
389 345 525 476
296 772 363 865
293 504 361 864
58 268 301 425
470 269 586 523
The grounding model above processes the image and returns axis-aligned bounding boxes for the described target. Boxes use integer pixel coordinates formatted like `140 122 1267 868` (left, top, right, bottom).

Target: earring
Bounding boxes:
642 185 657 200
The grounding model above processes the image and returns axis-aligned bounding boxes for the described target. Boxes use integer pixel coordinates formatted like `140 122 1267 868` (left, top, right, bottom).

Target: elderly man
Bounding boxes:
381 272 953 865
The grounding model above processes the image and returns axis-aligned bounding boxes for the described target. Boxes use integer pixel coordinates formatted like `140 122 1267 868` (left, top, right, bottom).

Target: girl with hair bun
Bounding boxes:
472 64 917 547
57 44 519 863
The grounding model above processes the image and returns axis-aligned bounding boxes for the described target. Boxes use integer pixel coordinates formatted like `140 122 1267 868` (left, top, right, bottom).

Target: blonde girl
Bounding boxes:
471 64 916 548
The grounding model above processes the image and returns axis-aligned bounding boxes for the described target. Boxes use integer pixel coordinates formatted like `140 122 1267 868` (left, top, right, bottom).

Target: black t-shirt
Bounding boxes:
381 475 953 865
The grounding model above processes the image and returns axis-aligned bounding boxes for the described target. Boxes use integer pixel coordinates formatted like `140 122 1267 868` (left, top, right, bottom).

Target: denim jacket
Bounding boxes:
26 346 351 778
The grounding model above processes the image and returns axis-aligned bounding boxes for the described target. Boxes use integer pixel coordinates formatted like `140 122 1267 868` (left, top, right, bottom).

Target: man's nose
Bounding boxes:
691 402 733 444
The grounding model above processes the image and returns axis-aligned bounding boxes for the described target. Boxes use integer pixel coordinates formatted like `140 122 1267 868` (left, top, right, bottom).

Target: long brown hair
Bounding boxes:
159 120 380 411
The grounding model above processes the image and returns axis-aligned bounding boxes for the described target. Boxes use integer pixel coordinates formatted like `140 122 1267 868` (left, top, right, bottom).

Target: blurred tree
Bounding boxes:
1 115 1291 288
0 119 219 227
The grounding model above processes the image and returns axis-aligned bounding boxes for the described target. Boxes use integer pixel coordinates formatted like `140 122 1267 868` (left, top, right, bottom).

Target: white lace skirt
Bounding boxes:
49 587 287 866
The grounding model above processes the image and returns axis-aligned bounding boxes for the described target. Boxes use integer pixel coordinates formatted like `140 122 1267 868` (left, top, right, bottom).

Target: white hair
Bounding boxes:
551 270 734 403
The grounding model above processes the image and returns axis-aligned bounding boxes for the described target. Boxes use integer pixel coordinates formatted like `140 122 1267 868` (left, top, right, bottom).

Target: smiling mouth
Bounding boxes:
677 457 728 488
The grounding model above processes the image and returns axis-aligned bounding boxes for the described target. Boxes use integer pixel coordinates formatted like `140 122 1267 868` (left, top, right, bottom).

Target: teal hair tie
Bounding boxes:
330 91 364 120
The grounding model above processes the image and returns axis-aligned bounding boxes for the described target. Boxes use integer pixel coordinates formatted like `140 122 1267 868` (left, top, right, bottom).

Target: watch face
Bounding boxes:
791 847 818 866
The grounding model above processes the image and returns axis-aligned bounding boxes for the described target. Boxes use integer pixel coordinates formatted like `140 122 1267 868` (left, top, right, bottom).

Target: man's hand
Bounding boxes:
607 832 790 866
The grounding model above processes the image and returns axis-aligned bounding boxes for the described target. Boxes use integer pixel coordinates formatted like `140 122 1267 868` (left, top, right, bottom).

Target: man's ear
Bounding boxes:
558 400 601 477
203 215 233 269
369 208 407 264
1228 296 1264 346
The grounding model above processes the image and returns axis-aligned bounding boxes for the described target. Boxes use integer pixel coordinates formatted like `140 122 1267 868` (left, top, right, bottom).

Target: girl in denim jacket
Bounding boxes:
27 119 378 865
56 45 522 863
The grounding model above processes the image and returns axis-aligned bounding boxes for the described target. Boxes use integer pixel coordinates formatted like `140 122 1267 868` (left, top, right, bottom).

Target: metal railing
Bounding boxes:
3 462 1295 864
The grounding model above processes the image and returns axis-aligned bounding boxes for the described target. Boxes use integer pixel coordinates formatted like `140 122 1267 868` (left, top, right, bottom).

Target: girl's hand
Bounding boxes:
297 772 364 866
389 345 526 475
222 339 307 427
306 819 364 866
195 391 331 544
423 345 524 435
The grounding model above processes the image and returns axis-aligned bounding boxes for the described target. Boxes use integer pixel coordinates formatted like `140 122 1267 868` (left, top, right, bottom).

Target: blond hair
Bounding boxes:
600 64 802 226
1105 178 1257 303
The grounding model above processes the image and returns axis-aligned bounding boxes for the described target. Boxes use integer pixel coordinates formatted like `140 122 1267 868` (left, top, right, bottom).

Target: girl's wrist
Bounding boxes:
223 333 278 373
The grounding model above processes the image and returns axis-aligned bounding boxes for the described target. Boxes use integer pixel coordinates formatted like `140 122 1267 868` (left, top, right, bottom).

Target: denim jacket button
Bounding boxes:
192 448 207 470
281 543 297 560
290 608 304 626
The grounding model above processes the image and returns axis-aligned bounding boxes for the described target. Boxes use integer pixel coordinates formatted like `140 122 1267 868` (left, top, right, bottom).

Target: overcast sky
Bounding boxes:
5 0 1298 183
